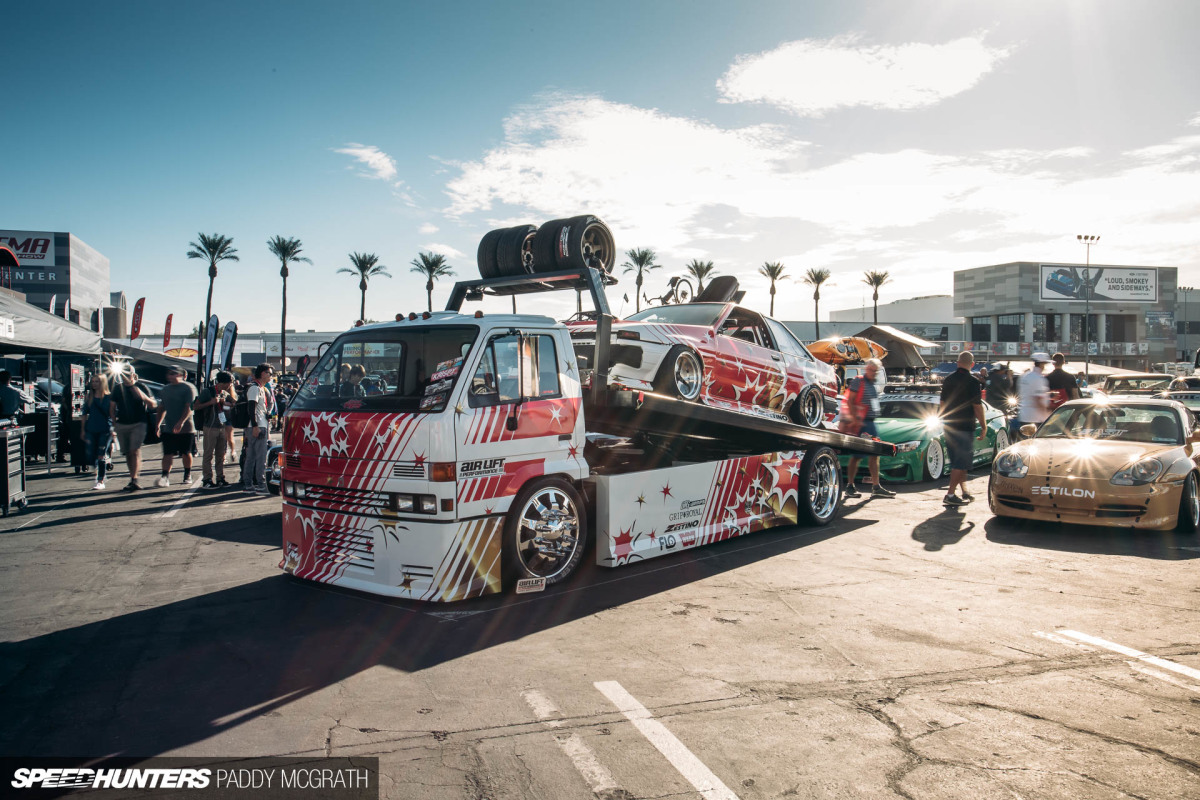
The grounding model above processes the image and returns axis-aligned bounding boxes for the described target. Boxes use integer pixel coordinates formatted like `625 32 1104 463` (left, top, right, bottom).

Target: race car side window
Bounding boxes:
765 319 813 360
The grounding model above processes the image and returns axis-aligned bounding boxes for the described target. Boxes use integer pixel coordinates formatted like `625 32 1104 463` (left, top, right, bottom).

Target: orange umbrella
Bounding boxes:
807 336 888 365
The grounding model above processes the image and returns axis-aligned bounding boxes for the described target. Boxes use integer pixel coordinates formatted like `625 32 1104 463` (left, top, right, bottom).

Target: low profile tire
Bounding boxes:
496 224 538 276
923 438 945 481
789 386 823 428
1176 472 1199 533
557 215 616 273
476 228 506 279
992 428 1010 464
797 445 842 526
654 346 703 401
504 477 589 587
531 218 572 272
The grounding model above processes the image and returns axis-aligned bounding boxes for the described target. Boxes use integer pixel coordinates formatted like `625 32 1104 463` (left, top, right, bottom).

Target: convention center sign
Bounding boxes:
1040 264 1158 302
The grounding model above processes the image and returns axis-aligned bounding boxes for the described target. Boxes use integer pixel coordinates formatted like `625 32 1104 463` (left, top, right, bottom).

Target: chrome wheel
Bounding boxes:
806 449 841 523
671 350 703 401
514 485 583 579
1179 473 1200 533
576 219 616 272
925 439 944 481
801 388 823 427
993 428 1010 455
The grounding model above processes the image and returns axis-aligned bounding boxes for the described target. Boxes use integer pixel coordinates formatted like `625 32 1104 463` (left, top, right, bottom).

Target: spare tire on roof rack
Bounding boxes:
496 224 538 276
531 215 616 274
476 228 506 279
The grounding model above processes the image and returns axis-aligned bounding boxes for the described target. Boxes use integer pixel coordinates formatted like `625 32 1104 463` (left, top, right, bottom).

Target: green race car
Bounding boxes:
840 392 1011 482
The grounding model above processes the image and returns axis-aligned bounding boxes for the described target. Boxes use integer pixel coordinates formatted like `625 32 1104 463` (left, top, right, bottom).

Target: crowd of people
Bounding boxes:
73 362 289 494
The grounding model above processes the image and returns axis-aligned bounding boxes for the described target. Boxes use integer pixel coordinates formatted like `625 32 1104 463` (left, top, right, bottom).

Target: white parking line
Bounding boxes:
594 681 739 800
521 690 621 797
159 479 200 519
1058 630 1200 682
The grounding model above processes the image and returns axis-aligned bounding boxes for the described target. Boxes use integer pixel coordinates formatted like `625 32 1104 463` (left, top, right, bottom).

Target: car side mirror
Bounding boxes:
1020 424 1037 438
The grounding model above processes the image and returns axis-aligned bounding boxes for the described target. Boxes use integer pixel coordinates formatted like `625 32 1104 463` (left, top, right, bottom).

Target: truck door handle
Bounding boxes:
771 355 782 361
559 433 572 441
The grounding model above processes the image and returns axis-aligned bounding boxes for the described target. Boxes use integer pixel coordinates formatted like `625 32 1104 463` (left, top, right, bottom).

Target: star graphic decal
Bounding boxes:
562 359 576 375
454 403 466 417
568 444 579 459
648 529 657 543
484 506 493 515
660 483 673 501
373 432 389 451
549 404 564 425
636 493 647 507
413 452 427 467
398 574 416 593
612 525 635 563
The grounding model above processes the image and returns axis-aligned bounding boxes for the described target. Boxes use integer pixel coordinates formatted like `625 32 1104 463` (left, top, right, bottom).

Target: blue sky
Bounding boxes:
5 0 1200 334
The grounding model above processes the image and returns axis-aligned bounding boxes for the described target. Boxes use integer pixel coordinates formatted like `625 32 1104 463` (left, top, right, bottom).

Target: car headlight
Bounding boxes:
923 417 943 434
995 451 1028 478
896 440 923 453
1111 457 1164 486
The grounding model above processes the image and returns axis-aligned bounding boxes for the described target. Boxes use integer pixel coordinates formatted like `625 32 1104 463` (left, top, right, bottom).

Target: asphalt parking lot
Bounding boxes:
1 443 1198 799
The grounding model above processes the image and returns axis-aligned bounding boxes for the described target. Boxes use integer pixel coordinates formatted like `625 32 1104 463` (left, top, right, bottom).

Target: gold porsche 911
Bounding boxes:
989 398 1200 531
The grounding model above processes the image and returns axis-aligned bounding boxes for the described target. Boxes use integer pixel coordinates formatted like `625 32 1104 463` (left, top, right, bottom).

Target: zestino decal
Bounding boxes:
665 520 698 533
459 458 506 479
1032 485 1096 498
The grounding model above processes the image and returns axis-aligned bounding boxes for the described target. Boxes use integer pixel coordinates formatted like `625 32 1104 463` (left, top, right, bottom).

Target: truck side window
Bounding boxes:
468 334 560 407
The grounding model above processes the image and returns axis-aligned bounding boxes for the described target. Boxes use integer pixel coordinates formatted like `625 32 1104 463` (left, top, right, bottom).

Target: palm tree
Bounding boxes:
862 270 891 325
267 236 312 371
338 252 392 322
685 259 717 294
409 251 456 312
187 232 238 374
803 268 832 339
759 261 788 317
622 248 661 312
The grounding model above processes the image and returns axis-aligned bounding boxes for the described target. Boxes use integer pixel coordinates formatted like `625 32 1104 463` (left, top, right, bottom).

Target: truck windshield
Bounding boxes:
290 326 479 413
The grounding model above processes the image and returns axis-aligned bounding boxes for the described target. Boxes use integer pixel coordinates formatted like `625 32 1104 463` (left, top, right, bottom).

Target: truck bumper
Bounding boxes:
281 503 505 601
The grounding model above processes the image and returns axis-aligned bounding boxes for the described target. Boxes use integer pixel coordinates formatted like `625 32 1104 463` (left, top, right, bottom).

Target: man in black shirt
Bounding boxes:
938 352 987 506
1046 352 1081 410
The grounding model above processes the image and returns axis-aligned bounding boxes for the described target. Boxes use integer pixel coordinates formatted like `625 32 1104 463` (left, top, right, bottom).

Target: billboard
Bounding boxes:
1039 264 1157 302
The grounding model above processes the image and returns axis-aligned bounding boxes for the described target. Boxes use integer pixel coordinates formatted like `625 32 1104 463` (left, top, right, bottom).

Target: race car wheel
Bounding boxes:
504 477 589 586
790 386 824 428
476 228 506 279
797 445 841 526
993 428 1010 454
496 224 538 276
1176 472 1199 533
923 439 944 481
654 346 703 401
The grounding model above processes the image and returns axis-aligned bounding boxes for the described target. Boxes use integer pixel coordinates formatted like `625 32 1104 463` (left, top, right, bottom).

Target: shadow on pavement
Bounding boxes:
0 518 868 758
984 515 1200 560
912 506 976 551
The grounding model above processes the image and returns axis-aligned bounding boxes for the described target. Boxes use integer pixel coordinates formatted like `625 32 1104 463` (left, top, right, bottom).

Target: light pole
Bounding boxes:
1077 234 1100 380
1181 286 1195 363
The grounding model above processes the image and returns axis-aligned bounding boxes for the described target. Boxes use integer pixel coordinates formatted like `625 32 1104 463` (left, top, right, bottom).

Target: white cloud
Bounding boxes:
418 222 439 234
1189 112 1200 127
717 34 1012 117
422 242 467 260
334 143 398 181
444 94 1200 317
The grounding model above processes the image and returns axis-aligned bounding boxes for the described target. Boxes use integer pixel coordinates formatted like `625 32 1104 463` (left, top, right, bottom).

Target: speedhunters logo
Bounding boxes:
5 757 379 797
12 767 211 789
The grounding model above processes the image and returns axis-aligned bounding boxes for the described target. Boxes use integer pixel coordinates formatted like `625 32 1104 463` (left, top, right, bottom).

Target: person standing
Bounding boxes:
985 365 1014 409
938 352 988 507
194 371 236 489
242 363 274 495
112 368 156 491
155 365 198 487
841 359 896 498
1046 352 1081 409
1015 353 1052 440
80 374 117 490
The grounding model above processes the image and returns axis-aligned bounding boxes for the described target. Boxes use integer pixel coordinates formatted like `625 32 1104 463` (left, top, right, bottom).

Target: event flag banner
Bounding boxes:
163 313 173 350
218 320 238 371
203 314 219 381
1039 264 1158 302
130 297 145 341
48 294 56 316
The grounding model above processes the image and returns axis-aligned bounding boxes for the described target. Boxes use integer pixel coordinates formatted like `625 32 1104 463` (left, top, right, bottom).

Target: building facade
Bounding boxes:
954 262 1177 369
0 230 110 331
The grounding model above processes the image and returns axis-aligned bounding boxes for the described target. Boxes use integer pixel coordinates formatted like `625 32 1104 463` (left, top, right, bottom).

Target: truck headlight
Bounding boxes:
896 440 923 453
1111 457 1164 486
995 451 1028 478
